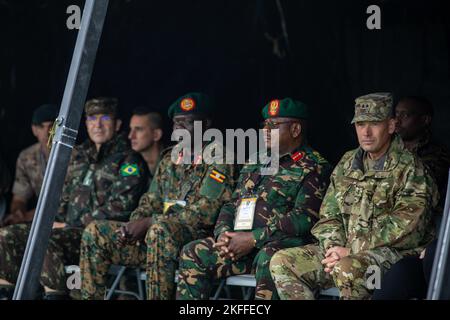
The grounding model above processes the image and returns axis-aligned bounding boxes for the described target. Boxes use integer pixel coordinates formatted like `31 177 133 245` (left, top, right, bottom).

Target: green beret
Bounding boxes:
32 104 58 125
168 92 213 119
261 98 308 120
85 97 118 117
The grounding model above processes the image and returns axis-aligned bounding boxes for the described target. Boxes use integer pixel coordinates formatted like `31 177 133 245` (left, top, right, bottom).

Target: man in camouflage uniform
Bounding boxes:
372 96 450 299
1 104 58 226
176 98 331 300
128 107 164 177
270 92 438 300
395 96 450 214
80 92 237 300
0 97 148 299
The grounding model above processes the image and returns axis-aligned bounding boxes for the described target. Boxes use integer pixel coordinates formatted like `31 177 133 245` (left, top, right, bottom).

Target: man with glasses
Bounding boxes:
270 93 437 300
0 97 149 299
79 93 237 300
176 98 331 300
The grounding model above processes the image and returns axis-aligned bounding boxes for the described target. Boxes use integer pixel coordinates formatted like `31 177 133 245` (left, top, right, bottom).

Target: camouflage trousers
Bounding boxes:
0 223 82 292
270 244 398 300
176 237 304 300
80 219 197 300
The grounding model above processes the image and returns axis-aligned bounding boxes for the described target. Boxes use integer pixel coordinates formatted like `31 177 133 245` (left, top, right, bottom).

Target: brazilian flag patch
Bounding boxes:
120 163 140 177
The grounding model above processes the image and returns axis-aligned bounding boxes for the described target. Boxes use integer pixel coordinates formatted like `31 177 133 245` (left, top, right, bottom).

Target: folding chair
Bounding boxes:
105 265 145 300
212 274 256 300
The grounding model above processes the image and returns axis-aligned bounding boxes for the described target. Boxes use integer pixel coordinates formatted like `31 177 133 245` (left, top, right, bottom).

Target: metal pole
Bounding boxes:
13 0 109 300
427 169 450 300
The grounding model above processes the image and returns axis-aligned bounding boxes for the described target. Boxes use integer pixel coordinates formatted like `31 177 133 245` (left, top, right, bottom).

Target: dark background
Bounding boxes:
0 0 449 172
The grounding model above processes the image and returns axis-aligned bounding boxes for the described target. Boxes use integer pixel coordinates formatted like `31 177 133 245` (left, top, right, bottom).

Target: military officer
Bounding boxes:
270 92 438 300
2 104 58 226
176 98 331 300
80 92 237 300
0 97 149 299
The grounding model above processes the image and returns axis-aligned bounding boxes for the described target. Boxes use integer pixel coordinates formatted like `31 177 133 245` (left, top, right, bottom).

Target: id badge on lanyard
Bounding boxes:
234 197 257 231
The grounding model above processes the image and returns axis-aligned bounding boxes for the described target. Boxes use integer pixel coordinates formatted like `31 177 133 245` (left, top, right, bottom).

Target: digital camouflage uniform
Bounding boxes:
11 143 47 206
80 142 236 300
80 90 236 301
270 93 438 300
176 98 332 300
0 133 148 292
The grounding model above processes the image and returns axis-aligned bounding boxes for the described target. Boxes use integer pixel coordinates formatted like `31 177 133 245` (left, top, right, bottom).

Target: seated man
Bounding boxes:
128 107 164 177
0 97 149 299
372 96 450 300
176 98 331 300
2 104 58 226
80 92 237 300
270 92 438 300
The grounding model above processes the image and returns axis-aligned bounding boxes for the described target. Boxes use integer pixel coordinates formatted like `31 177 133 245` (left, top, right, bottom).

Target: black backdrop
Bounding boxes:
1 0 449 172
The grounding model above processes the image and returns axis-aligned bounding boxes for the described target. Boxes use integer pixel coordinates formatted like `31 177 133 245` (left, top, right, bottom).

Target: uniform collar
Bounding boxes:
344 134 404 179
84 132 128 162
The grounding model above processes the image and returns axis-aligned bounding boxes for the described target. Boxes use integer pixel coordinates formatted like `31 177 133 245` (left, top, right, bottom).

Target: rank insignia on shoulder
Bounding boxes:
120 163 140 176
209 169 226 183
291 151 304 162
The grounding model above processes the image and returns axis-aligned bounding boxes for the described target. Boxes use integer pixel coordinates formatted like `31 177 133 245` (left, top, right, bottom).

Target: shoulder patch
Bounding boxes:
120 163 140 176
209 169 226 183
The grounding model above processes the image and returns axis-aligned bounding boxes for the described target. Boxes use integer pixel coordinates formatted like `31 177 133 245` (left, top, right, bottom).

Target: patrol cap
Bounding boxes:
85 97 118 117
32 104 58 125
167 92 213 119
351 92 393 124
262 98 308 120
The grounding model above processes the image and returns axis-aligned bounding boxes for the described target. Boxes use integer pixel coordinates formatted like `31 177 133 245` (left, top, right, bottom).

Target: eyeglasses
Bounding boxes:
86 114 112 122
260 120 298 129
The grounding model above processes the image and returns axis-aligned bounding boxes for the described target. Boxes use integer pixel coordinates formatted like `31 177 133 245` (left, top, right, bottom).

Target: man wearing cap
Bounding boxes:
79 92 237 300
1 104 58 226
0 97 149 299
176 98 331 300
269 92 437 300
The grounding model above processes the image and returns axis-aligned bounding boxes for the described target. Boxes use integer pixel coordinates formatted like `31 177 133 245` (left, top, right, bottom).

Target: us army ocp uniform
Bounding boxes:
270 93 438 300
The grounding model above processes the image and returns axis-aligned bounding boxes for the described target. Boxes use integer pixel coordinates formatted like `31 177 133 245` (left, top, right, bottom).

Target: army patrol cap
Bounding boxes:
32 104 58 125
351 92 393 124
167 92 214 119
262 98 308 120
85 97 118 117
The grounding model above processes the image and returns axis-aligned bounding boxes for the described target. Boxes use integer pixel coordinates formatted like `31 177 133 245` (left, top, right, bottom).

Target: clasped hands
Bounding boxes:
213 231 256 261
321 246 350 273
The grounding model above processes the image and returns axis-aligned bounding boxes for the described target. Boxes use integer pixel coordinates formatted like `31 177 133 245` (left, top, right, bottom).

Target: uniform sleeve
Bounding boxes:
129 157 165 221
55 150 77 222
252 164 331 248
81 154 149 225
11 151 33 201
311 163 347 250
370 162 437 251
154 163 236 233
213 179 244 239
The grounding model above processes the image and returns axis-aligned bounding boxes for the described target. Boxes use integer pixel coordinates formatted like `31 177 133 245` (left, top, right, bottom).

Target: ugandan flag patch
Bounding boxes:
120 163 140 177
209 169 226 184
